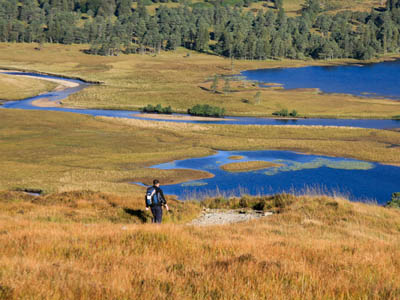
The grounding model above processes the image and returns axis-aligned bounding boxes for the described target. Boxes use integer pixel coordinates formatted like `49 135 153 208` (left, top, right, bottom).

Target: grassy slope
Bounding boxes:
0 73 57 101
0 109 399 195
0 191 400 299
0 43 399 118
139 0 383 17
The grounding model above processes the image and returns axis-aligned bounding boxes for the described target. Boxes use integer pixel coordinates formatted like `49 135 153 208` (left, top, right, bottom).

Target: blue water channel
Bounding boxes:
149 150 400 205
2 72 400 129
242 60 400 99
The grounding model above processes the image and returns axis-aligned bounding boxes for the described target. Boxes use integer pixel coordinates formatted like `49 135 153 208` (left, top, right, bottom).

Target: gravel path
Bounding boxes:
189 209 273 226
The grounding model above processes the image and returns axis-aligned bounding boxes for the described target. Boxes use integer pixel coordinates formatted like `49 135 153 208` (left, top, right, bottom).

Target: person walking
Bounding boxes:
145 179 169 223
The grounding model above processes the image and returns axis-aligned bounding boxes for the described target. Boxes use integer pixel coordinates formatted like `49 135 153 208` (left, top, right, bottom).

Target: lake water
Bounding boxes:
242 60 400 99
149 150 400 205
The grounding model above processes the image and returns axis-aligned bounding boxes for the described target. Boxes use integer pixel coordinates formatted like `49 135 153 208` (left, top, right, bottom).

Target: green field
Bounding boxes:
1 43 400 119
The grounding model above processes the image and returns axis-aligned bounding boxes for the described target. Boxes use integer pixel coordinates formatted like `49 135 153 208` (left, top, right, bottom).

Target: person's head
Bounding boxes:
153 179 160 187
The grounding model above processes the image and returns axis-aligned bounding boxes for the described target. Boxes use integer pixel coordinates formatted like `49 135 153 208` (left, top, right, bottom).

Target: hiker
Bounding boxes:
145 179 169 223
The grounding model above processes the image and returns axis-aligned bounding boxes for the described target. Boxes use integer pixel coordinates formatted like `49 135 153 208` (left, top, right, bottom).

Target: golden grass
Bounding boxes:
0 43 399 118
1 191 400 299
220 161 282 172
228 155 244 160
0 109 399 196
0 73 57 101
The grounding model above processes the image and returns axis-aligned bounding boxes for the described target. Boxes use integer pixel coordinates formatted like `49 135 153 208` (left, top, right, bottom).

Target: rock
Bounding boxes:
188 209 274 226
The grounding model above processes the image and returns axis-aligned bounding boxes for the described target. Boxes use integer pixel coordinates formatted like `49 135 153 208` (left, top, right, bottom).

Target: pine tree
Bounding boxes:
254 91 261 104
211 75 219 93
223 78 231 95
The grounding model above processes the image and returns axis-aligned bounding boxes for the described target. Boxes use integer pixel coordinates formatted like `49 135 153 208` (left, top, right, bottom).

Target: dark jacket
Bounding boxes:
146 186 167 207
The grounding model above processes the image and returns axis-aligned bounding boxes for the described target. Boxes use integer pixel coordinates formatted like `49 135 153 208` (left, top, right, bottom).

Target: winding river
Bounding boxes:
1 68 399 204
2 71 400 129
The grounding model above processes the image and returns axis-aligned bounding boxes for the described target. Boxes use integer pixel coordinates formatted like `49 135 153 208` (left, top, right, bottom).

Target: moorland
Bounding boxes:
1 0 400 298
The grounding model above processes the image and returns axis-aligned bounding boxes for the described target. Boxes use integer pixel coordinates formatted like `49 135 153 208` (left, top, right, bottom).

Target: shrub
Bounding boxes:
140 104 173 114
272 108 289 117
289 110 298 117
188 104 225 118
393 115 400 120
386 192 400 208
273 109 299 117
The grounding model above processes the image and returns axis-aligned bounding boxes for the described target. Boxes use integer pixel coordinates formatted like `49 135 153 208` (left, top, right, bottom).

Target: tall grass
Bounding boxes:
1 191 400 299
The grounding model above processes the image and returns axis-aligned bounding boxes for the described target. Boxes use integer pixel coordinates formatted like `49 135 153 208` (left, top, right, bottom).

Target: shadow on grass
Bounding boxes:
123 208 149 223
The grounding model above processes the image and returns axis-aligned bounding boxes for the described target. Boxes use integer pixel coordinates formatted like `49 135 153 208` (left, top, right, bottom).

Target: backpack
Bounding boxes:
145 187 159 206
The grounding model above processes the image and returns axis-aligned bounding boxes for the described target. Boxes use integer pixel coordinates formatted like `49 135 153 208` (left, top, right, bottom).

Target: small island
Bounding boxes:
220 161 282 173
228 155 245 160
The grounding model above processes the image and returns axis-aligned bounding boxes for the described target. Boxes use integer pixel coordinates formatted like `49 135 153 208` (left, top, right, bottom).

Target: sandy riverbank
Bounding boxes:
31 98 61 107
134 113 235 121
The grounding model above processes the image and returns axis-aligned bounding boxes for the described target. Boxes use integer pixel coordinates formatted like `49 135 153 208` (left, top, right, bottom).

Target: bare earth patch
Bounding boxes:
220 161 283 172
134 113 235 121
189 209 273 226
31 98 61 108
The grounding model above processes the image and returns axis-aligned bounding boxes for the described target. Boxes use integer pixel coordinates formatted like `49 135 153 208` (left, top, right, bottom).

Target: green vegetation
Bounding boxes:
210 75 219 93
386 192 400 208
2 0 400 61
188 104 226 117
220 161 282 172
272 108 299 117
264 158 374 176
393 115 400 120
141 103 173 114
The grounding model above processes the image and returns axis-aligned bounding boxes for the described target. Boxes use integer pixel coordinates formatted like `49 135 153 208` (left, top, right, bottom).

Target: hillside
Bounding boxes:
1 0 400 60
0 191 399 299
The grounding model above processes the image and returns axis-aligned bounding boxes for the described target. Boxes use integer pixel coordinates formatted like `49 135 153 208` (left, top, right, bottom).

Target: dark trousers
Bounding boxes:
151 206 163 223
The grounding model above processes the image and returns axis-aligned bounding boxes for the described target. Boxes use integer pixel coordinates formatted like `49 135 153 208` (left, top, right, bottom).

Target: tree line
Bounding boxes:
0 0 400 60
